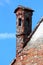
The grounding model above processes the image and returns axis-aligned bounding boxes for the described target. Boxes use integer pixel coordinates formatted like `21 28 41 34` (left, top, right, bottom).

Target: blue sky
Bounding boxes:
0 0 43 65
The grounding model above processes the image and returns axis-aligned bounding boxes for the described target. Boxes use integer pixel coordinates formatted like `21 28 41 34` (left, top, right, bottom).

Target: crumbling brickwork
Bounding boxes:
14 5 33 55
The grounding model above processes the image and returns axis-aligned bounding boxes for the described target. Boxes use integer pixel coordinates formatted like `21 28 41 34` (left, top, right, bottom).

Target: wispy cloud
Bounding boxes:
0 33 16 39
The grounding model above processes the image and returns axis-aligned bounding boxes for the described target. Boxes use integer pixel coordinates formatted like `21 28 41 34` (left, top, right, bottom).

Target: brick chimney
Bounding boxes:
14 5 34 56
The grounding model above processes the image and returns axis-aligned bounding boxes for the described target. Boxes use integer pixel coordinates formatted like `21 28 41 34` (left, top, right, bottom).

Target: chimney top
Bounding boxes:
14 5 34 13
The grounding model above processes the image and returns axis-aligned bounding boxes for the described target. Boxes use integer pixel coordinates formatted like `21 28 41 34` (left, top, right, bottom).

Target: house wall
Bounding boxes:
30 21 43 43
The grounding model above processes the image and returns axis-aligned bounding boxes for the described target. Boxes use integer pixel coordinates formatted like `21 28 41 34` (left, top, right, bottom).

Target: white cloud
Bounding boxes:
0 33 16 39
